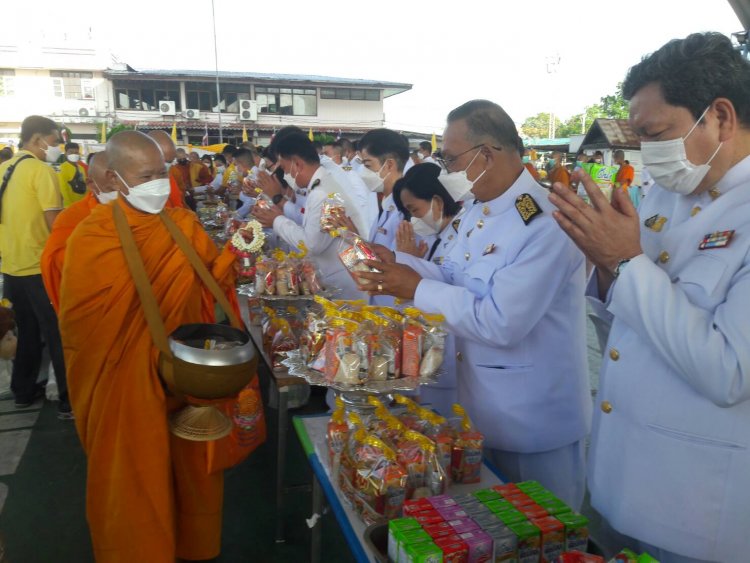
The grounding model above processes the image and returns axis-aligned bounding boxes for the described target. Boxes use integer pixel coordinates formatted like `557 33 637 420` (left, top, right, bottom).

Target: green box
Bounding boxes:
398 529 432 563
389 518 422 563
405 541 443 563
472 488 502 502
508 521 541 563
516 480 545 493
556 512 589 553
496 508 528 526
484 499 514 513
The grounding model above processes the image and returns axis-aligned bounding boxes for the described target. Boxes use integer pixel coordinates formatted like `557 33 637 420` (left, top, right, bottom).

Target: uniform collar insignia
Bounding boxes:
644 214 667 232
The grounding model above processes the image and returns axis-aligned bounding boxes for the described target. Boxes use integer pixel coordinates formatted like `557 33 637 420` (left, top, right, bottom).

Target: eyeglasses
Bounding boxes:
434 144 502 172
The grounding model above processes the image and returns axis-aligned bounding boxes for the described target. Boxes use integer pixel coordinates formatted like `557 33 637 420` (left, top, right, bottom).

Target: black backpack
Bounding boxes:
69 164 87 195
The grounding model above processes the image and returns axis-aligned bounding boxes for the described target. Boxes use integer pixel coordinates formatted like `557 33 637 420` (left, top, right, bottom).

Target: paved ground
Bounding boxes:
0 310 617 562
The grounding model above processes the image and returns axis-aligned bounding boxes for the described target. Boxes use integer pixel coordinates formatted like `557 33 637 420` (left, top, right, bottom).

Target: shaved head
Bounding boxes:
147 130 177 163
87 152 112 194
106 131 167 194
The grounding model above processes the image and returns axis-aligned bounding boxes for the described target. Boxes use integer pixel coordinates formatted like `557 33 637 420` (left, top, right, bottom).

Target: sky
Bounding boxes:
7 0 744 134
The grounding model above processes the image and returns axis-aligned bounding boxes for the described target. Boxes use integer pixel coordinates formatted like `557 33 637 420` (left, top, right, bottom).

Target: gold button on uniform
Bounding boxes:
658 251 670 264
456 352 463 362
600 401 613 414
691 206 701 217
709 188 721 200
609 348 620 361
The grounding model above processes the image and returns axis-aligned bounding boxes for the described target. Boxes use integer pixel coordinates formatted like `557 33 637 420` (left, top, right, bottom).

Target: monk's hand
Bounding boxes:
395 221 428 258
253 205 282 228
548 170 642 275
355 260 422 300
256 171 283 197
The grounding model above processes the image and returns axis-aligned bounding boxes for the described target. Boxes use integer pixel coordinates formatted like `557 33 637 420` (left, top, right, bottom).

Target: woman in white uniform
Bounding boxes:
392 163 465 416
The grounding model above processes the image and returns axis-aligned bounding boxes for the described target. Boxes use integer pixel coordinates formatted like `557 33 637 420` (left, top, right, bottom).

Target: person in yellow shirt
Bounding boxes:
58 142 87 208
0 115 71 418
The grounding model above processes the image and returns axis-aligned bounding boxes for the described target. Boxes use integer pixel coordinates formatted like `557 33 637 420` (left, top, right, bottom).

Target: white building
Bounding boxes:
0 36 411 148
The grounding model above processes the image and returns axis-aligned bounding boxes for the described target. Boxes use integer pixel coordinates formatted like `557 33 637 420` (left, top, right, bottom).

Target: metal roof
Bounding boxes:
579 118 641 150
105 68 412 98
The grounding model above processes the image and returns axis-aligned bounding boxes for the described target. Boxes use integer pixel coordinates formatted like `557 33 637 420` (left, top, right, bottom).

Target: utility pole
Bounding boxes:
211 0 223 143
546 53 560 139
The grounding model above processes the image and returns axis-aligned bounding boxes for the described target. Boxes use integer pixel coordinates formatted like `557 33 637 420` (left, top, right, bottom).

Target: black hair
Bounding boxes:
275 133 320 165
201 154 212 161
446 100 520 150
0 147 13 162
312 140 323 151
86 152 97 165
339 138 354 153
65 142 79 152
214 154 227 165
222 144 238 156
393 163 461 221
274 166 289 189
234 148 256 166
418 141 432 153
623 32 750 125
323 140 335 147
20 115 59 144
359 128 410 172
267 126 304 160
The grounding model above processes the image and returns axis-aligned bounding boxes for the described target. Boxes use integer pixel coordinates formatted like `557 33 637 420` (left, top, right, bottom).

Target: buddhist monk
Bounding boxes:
41 152 116 313
58 131 246 562
547 150 571 188
613 149 635 191
148 129 187 208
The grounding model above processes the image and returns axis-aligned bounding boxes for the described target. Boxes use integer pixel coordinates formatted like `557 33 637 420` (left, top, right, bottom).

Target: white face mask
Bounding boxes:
358 161 388 193
95 186 118 204
437 149 486 201
115 171 170 214
67 154 81 163
641 105 723 195
410 199 443 236
217 165 226 174
342 156 349 165
41 140 62 163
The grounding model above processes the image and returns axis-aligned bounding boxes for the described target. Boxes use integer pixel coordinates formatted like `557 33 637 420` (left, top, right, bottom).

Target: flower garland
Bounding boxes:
231 220 265 254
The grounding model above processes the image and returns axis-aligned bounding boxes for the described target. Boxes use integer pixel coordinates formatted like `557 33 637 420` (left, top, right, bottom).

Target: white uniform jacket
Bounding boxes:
398 169 591 452
272 166 364 299
587 155 750 561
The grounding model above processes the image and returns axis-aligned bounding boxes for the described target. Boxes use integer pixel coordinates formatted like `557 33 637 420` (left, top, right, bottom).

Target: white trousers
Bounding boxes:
484 440 586 511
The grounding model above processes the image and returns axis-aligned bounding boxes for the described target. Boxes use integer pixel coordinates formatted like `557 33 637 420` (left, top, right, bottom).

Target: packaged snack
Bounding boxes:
300 259 324 294
449 519 480 534
428 495 457 509
473 489 501 503
422 413 455 484
423 521 454 541
530 516 564 562
255 257 277 296
398 528 433 563
487 525 517 563
327 399 348 473
419 313 447 378
320 192 347 234
450 404 484 484
402 309 425 378
457 530 492 563
437 538 470 563
493 483 521 497
275 255 300 296
519 503 548 521
556 512 589 553
413 511 444 527
507 521 541 563
495 509 528 527
324 319 359 383
402 497 433 517
353 435 407 524
557 552 605 563
269 317 297 369
388 518 422 563
404 541 443 563
396 430 428 499
337 229 381 284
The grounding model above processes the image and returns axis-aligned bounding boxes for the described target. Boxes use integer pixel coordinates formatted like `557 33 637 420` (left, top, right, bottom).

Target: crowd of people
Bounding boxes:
0 31 749 562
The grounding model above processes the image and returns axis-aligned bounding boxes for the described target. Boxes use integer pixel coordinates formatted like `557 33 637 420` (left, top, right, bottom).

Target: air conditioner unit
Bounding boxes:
77 103 97 117
159 100 176 116
183 108 201 120
239 99 258 121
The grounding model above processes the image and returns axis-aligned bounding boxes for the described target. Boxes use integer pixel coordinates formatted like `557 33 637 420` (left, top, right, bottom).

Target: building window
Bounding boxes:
0 69 14 97
320 87 379 101
256 86 316 116
113 80 179 111
50 71 95 100
185 82 218 111
218 83 250 113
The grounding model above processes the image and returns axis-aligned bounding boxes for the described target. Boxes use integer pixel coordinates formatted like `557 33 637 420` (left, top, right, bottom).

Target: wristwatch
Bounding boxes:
272 193 285 205
613 258 631 278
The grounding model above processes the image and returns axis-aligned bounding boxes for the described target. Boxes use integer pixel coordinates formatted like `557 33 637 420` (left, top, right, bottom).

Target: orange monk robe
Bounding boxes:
167 174 186 208
524 162 541 181
42 188 186 313
41 192 98 313
58 199 241 563
616 162 635 191
548 165 571 188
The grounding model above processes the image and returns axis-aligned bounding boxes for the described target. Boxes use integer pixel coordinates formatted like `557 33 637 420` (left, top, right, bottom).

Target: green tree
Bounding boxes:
597 82 630 119
520 112 562 139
